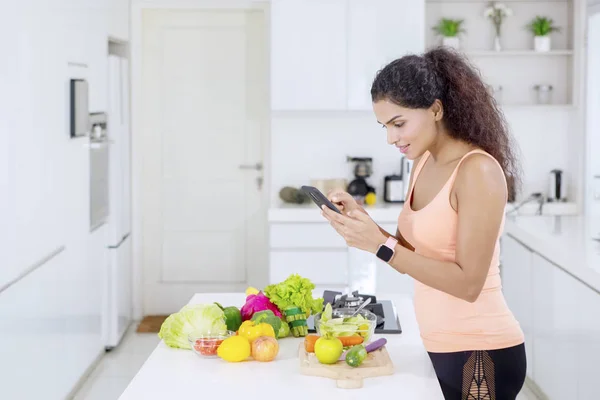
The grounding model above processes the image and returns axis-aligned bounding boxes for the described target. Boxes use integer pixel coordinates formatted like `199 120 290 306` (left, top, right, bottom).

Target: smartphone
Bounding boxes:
300 185 342 214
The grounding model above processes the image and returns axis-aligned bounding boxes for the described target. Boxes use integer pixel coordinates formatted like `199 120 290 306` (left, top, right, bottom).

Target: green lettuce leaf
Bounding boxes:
263 274 324 317
158 303 227 349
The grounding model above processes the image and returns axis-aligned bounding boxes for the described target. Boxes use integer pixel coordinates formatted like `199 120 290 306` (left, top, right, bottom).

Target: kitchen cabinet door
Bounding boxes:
270 0 347 110
500 235 534 380
0 248 103 400
107 0 130 41
269 250 349 287
7 10 68 289
374 224 414 296
576 281 600 399
532 253 579 400
347 0 425 110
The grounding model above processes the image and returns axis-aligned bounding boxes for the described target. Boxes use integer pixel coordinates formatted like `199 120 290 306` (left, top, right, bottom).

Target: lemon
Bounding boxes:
245 286 259 296
358 323 371 338
217 336 251 362
365 192 377 206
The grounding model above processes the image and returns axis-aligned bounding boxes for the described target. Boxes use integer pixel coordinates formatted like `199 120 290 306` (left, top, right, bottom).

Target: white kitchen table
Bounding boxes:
118 293 444 399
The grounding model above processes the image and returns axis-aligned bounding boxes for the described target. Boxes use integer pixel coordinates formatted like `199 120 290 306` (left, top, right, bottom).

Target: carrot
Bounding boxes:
337 335 364 347
304 334 319 353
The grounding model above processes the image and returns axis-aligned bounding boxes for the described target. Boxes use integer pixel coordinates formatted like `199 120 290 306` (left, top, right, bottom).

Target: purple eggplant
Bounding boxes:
365 338 387 353
339 337 387 361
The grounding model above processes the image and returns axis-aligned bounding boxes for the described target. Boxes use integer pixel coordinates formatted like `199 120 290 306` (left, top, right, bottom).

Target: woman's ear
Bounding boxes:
431 100 444 122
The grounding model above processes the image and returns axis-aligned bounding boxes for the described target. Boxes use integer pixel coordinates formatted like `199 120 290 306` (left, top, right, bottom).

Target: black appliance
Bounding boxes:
346 156 375 202
384 156 411 203
306 290 402 334
547 169 567 202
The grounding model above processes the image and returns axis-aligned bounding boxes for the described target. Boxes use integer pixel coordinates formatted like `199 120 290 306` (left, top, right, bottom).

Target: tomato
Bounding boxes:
194 338 224 356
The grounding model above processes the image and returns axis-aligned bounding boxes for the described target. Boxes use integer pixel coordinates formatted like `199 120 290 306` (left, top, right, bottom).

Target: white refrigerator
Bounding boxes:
103 53 132 350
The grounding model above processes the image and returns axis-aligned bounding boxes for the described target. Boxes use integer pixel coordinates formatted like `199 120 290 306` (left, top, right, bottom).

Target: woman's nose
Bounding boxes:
386 130 396 145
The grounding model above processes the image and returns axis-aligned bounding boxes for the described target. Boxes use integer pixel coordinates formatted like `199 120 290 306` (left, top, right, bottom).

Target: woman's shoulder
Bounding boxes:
454 150 507 200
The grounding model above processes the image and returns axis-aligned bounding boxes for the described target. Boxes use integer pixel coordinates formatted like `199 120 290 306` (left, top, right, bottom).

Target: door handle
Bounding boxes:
239 162 263 171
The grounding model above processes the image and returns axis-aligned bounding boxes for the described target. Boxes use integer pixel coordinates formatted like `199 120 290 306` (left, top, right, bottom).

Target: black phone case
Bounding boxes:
300 186 342 214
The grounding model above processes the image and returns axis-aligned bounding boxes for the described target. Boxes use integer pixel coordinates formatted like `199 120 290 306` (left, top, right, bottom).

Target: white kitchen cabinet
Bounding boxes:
500 235 534 380
375 223 414 296
107 0 130 41
270 0 348 110
269 250 348 286
269 221 414 297
0 248 103 400
576 281 600 399
532 252 579 400
270 0 425 111
346 0 425 110
270 222 347 249
4 8 68 290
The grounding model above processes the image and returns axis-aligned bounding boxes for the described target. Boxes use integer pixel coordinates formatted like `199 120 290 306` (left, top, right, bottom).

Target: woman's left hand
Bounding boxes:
321 206 387 254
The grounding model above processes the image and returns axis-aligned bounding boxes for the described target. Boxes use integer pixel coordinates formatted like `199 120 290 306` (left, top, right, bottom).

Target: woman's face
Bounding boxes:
372 99 441 160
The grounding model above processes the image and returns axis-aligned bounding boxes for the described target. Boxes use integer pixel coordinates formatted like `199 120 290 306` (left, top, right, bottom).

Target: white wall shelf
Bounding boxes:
500 103 575 108
465 50 574 56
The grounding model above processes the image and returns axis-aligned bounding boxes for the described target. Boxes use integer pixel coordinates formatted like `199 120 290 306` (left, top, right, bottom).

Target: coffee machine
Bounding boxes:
346 156 375 203
384 156 412 203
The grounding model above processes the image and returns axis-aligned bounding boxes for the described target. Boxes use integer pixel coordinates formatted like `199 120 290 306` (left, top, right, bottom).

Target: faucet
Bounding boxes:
535 193 545 215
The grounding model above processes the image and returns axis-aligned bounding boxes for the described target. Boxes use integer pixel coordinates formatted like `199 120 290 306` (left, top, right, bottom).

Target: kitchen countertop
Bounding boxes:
269 201 579 223
504 215 600 292
119 293 444 399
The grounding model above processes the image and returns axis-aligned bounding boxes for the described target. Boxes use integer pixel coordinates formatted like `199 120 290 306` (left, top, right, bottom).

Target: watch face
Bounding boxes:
376 245 394 262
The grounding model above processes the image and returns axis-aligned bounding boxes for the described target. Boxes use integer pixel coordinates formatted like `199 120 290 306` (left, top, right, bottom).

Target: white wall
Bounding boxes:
270 108 574 204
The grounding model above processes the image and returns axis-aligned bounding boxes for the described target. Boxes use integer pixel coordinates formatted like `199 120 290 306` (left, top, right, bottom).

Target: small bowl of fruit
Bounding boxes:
313 304 377 345
188 330 235 357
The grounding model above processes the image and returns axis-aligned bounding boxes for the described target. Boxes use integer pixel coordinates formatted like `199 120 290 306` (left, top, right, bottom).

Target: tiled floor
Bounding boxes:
72 325 540 400
71 325 160 400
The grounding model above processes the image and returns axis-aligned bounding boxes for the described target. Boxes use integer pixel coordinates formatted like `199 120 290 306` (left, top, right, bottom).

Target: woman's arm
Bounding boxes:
385 154 507 302
375 155 421 251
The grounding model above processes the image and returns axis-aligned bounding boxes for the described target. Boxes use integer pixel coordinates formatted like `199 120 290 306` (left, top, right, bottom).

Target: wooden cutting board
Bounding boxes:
298 343 394 389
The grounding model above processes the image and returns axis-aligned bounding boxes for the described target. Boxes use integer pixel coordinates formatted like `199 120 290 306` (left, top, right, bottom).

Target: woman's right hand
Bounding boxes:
327 190 365 217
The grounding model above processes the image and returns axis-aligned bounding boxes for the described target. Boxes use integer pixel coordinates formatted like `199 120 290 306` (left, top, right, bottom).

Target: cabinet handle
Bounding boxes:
0 246 66 295
239 162 263 171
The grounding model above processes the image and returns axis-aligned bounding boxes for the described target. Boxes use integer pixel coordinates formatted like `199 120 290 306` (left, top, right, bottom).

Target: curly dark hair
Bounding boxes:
371 46 521 199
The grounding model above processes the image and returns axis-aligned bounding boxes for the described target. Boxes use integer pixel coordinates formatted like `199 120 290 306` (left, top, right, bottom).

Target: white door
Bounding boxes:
140 9 268 314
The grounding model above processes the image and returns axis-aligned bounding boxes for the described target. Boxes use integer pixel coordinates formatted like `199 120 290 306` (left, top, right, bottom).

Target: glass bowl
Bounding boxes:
188 330 235 357
313 307 377 344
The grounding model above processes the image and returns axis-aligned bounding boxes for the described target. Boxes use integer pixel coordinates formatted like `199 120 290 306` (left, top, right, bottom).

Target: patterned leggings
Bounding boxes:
428 343 527 400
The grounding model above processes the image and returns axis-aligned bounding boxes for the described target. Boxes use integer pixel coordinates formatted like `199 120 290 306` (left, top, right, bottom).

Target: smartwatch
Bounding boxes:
376 236 398 263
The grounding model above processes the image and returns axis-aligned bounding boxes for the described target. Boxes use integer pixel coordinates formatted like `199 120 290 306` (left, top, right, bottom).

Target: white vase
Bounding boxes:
494 35 502 52
442 36 460 50
534 36 551 52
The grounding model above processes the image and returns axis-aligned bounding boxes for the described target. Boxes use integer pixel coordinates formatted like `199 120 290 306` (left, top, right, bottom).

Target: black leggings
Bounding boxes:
428 343 527 400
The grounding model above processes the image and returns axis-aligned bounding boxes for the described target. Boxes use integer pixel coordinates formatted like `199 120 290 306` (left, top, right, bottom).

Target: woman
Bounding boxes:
321 47 526 400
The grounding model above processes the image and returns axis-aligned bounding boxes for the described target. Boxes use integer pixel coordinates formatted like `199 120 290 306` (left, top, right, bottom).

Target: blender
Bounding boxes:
346 156 375 204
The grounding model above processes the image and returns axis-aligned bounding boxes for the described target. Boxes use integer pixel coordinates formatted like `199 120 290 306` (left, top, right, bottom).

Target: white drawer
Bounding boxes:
269 250 348 285
270 223 346 249
376 259 414 296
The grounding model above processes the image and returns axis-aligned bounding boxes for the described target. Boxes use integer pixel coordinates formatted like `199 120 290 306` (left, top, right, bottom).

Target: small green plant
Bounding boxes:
527 16 560 36
432 18 465 37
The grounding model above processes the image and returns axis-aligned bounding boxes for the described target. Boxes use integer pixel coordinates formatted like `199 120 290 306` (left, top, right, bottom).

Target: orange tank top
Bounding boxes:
398 149 524 353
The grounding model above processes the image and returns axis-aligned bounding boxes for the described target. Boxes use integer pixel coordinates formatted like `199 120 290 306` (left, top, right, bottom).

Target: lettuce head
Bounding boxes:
158 303 227 349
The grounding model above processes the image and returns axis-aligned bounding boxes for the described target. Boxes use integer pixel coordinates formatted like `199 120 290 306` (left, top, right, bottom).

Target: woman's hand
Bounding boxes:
321 205 387 254
326 190 365 217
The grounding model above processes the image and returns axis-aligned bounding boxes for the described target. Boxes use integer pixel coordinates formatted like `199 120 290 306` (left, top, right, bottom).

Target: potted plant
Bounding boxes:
484 2 513 51
526 16 560 52
432 18 465 49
